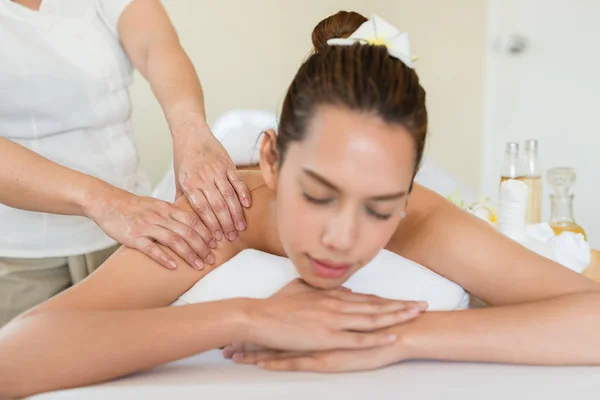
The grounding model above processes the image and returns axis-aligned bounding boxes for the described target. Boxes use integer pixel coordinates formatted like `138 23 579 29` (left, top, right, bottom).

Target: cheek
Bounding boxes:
355 218 400 263
275 177 321 255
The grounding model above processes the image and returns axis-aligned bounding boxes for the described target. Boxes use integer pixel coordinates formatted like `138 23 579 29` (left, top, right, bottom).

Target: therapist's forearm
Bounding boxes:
145 38 210 141
0 301 247 398
118 0 210 143
392 291 600 365
0 137 109 216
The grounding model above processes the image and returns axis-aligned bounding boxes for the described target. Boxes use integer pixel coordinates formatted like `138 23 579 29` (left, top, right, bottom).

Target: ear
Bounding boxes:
259 129 279 189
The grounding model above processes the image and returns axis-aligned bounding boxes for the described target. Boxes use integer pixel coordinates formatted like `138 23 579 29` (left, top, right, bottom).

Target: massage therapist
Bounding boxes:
0 0 251 326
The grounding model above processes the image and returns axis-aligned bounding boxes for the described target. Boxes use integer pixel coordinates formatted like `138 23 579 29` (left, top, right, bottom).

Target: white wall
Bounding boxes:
482 0 600 247
130 0 487 188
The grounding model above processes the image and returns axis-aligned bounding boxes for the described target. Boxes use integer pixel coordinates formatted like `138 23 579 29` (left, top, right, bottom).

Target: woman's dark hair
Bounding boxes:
276 11 428 179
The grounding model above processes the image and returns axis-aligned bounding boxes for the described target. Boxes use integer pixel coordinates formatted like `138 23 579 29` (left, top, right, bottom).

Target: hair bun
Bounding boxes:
311 11 368 53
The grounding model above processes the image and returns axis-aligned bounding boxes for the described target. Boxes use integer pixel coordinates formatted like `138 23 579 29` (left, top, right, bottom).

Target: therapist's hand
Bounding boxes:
173 131 251 243
87 185 215 270
239 279 427 353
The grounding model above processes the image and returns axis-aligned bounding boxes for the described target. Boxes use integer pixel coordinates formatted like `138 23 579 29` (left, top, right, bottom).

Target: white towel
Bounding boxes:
173 249 470 311
527 223 591 273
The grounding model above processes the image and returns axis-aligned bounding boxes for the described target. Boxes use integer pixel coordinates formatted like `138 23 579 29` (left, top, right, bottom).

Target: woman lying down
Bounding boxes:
2 11 600 398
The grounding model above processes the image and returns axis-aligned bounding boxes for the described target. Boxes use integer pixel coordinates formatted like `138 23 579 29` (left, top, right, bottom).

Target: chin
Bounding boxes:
300 274 346 290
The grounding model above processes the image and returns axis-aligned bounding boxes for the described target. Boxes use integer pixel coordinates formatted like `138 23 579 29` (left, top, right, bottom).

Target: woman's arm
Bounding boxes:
392 291 600 365
0 195 423 398
389 187 600 364
0 299 250 398
117 0 250 239
233 184 600 370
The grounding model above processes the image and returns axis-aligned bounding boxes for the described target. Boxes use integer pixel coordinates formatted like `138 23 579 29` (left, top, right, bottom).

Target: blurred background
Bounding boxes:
130 0 599 247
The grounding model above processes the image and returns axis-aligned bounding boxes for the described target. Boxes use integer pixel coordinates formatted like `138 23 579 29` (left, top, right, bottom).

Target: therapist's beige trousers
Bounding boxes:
0 245 119 328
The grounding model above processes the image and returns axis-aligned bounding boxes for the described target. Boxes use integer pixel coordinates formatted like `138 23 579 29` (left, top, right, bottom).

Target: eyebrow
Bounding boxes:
302 169 408 201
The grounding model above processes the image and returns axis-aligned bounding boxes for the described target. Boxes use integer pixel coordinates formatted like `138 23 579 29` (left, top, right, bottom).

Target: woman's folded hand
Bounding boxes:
228 340 406 372
235 279 427 354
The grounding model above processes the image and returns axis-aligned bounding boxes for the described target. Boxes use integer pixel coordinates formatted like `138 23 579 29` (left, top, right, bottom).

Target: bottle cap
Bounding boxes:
505 142 519 155
524 139 538 152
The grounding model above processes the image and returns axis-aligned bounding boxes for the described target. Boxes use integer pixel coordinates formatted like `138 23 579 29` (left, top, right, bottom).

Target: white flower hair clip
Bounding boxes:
327 14 418 68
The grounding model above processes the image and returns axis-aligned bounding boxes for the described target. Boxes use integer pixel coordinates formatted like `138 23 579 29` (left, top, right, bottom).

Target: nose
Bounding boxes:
321 204 358 253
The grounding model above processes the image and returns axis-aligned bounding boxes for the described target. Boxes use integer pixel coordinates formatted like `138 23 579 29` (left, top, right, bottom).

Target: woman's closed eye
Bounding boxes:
366 207 393 221
302 192 333 205
303 192 394 221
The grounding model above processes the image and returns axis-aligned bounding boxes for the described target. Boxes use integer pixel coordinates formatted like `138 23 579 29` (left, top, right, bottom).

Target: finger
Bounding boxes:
336 307 422 331
171 208 216 249
252 353 360 372
257 355 326 372
203 186 237 241
233 351 333 372
324 290 384 301
259 356 321 372
186 189 223 241
159 216 214 267
223 342 262 359
250 347 395 372
143 225 203 271
227 168 251 208
135 237 178 270
335 300 425 315
169 208 216 256
215 176 246 233
223 346 235 359
328 292 428 311
231 350 294 365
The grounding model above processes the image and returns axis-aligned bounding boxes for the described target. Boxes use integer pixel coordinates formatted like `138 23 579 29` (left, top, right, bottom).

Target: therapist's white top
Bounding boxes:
0 0 150 258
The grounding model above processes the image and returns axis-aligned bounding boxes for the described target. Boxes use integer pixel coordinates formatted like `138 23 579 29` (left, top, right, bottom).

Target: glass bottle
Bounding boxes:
497 179 555 260
519 139 542 224
546 167 587 240
500 142 522 185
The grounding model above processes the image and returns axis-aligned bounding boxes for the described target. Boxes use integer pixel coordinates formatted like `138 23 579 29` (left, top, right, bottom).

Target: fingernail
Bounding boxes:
194 259 204 270
209 240 217 249
418 301 429 309
387 334 397 342
215 231 223 241
236 220 246 231
242 194 251 207
223 348 233 359
207 254 216 265
167 259 177 269
232 353 242 362
227 231 237 241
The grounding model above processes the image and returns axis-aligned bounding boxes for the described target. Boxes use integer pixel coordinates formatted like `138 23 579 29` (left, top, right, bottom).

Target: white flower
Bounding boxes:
327 14 415 68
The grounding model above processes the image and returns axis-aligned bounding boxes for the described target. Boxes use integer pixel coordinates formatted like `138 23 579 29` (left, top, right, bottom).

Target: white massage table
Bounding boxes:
28 350 600 399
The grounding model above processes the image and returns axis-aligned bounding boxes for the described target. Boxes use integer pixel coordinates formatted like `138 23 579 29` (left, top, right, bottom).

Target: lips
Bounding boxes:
309 256 353 279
